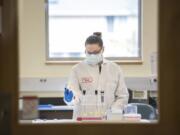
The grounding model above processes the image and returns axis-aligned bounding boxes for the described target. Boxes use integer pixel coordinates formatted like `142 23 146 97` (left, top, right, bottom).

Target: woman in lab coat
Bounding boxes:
64 33 129 119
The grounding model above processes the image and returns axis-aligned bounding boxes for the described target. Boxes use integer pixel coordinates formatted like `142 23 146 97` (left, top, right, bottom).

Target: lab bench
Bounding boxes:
19 97 73 120
19 119 158 124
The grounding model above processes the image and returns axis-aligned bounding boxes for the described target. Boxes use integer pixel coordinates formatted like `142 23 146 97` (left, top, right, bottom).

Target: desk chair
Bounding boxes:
128 103 157 120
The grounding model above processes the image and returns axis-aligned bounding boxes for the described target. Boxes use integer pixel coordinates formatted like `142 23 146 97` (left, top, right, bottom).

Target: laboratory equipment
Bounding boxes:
106 108 123 120
77 89 106 121
100 91 106 117
124 104 137 114
22 96 39 120
123 104 141 121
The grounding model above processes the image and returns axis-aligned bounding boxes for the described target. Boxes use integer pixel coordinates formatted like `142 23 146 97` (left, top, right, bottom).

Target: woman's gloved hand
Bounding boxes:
64 87 74 103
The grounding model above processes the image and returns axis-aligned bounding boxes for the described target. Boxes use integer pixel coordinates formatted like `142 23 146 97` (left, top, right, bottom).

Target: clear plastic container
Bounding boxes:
124 104 137 114
22 96 39 120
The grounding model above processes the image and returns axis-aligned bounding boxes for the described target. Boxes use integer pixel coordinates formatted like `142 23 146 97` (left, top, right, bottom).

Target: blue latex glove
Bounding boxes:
64 87 74 102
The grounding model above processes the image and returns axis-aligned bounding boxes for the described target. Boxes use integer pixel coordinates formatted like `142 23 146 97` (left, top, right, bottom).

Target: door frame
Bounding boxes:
1 0 180 135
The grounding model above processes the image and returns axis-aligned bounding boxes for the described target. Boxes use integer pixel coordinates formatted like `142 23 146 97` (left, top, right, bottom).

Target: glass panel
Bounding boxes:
47 0 140 60
18 0 158 124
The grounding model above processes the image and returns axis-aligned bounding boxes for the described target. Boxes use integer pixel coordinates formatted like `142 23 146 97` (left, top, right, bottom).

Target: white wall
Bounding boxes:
18 0 158 78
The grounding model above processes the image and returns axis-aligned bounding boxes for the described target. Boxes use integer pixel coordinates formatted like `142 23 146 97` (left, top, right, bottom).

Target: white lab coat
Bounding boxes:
66 59 129 119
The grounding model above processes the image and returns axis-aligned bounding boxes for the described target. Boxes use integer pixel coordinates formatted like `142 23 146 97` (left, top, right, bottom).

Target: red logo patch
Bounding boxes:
81 77 93 83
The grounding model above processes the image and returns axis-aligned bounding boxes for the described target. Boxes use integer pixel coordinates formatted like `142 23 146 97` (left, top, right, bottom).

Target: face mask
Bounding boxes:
85 52 103 65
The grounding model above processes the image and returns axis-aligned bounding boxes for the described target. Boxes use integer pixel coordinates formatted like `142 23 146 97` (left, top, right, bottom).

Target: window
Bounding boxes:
46 0 141 63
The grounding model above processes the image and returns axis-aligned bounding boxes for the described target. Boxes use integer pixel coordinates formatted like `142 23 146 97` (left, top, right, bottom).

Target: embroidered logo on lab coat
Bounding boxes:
81 77 93 83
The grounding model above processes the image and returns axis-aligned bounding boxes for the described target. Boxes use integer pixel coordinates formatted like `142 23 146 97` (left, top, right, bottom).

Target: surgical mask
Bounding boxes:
85 52 103 65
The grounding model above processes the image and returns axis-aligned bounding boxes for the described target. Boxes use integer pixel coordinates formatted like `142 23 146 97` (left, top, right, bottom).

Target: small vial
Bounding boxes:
100 91 105 117
81 90 86 117
95 90 98 116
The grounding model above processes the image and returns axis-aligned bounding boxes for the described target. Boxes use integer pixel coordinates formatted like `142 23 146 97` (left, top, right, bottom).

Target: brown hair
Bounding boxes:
85 32 103 47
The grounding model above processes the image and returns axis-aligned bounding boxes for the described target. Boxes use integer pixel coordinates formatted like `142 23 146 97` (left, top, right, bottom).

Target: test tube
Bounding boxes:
101 91 104 103
100 91 105 117
95 90 98 115
82 90 86 116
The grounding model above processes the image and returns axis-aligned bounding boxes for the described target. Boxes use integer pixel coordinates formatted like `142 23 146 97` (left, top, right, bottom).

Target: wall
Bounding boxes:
18 0 158 78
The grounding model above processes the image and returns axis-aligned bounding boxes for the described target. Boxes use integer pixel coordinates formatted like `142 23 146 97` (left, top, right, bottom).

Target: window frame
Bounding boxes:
45 0 142 64
3 0 180 135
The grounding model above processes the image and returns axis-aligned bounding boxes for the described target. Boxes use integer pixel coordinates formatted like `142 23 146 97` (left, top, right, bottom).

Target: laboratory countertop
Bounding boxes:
19 119 158 124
